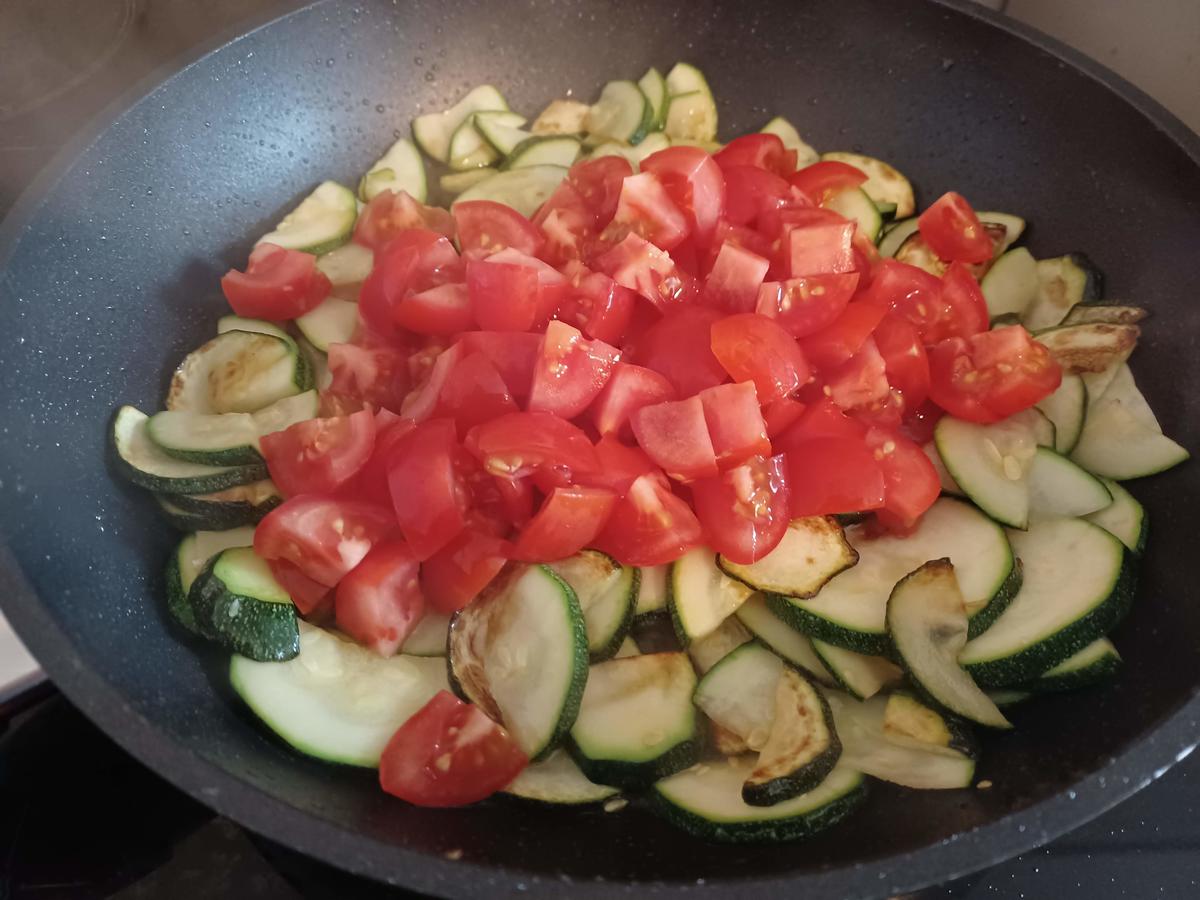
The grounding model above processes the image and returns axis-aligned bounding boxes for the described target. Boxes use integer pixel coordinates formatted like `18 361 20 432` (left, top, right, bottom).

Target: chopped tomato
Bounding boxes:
861 259 966 345
395 281 473 335
928 325 1062 423
590 362 676 439
555 267 636 345
221 243 331 320
762 397 807 439
512 486 617 561
606 172 691 251
713 134 796 179
705 219 775 276
386 419 471 559
593 474 703 566
788 160 868 206
255 496 396 587
456 331 541 402
799 301 888 370
436 352 517 435
464 411 599 482
872 314 930 414
710 313 811 403
704 242 770 313
902 399 944 444
419 529 509 614
786 220 857 277
776 397 867 447
354 190 455 250
338 413 416 503
527 320 620 419
632 396 717 482
465 258 539 332
939 261 990 339
335 538 424 655
917 192 993 264
327 343 410 414
825 337 890 412
261 409 377 497
719 166 795 227
866 428 940 531
358 230 460 339
785 436 886 517
594 234 695 312
639 146 726 246
464 462 535 534
533 180 596 265
581 434 667 494
400 343 462 422
699 381 771 470
486 248 571 325
755 272 860 339
452 200 543 259
632 306 729 397
692 454 790 564
379 691 527 807
268 558 331 616
566 156 633 229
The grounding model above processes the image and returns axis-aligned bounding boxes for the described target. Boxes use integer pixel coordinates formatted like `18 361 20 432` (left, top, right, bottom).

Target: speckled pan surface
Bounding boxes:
0 0 1198 896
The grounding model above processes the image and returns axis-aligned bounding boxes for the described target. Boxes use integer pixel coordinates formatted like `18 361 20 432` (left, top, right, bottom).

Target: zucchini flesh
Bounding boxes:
439 167 497 196
167 527 256 632
167 330 311 414
981 247 1039 319
358 136 426 203
400 611 450 657
258 181 357 255
882 693 978 758
821 152 914 219
614 636 640 659
825 187 883 244
878 218 919 259
216 315 288 339
810 640 902 701
693 642 783 749
663 63 718 143
1061 303 1148 327
934 414 1039 529
530 99 590 136
686 615 752 674
760 116 818 167
586 80 651 145
296 297 359 351
316 242 374 291
191 547 299 661
735 593 834 684
469 109 531 156
453 165 568 217
668 547 753 644
147 409 262 466
1036 323 1140 376
411 84 508 162
718 516 858 598
548 550 636 661
502 135 581 171
1036 373 1088 455
634 564 668 617
1023 253 1104 331
588 132 670 169
1026 637 1121 692
162 478 282 530
1085 478 1147 554
230 621 447 767
1027 446 1112 519
502 749 618 805
886 560 1010 729
638 67 668 130
974 211 1026 251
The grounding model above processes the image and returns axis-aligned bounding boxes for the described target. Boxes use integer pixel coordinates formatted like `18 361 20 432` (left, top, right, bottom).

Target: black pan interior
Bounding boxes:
1 0 1199 896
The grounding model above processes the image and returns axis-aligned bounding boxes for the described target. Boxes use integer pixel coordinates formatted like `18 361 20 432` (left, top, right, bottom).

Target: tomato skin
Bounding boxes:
436 352 518 436
337 413 416 503
872 313 930 414
788 160 868 205
928 325 1062 423
567 156 633 228
221 243 331 320
590 362 676 439
755 272 860 339
713 134 796 178
533 180 596 266
639 146 726 246
354 190 455 250
762 397 807 439
512 485 617 561
359 230 460 339
593 234 695 312
939 261 990 339
261 409 377 497
268 558 331 616
861 259 974 346
710 313 811 403
692 453 791 564
255 496 397 587
465 259 540 332
785 436 887 517
593 474 703 566
400 343 463 423
719 166 794 227
776 397 867 447
699 381 772 470
825 337 891 413
866 428 940 531
579 434 666 494
334 538 425 655
555 268 636 345
527 320 620 419
800 301 888 370
917 192 993 264
456 332 541 402
704 241 770 314
327 343 410 414
607 172 692 251
485 248 571 326
386 419 471 560
379 691 528 808
785 220 857 277
464 412 599 482
394 281 473 335
452 200 543 259
632 306 729 397
420 529 509 614
631 396 718 482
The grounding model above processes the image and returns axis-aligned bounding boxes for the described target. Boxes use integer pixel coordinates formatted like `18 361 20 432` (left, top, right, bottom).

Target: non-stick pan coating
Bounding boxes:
1 0 1198 896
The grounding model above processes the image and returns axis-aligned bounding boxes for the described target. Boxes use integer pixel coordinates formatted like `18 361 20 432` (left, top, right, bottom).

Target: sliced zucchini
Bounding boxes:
769 498 1019 653
161 479 282 530
400 611 450 657
875 200 899 222
548 551 637 661
470 109 531 157
190 546 299 661
821 152 914 219
586 80 652 145
1085 478 1147 554
693 642 784 749
530 99 590 136
1036 373 1087 455
1025 637 1121 692
411 84 508 163
668 547 753 644
295 297 359 351
258 181 357 255
453 165 568 218
981 247 1039 319
216 315 288 339
735 593 834 684
878 217 919 259
1027 446 1112 518
638 67 669 130
1036 323 1140 376
449 565 587 761
570 652 699 788
1022 253 1104 332
760 116 818 167
316 241 374 292
718 517 858 598
358 136 426 203
686 615 752 674
710 721 751 757
439 167 497 196
825 187 883 243
653 759 866 843
588 132 671 169
165 527 256 633
664 63 718 143
960 517 1132 686
614 636 640 659
974 211 1026 252
988 689 1031 708
1081 361 1127 416
934 414 1040 529
882 693 978 758
447 112 520 171
502 135 581 170
892 230 945 276
230 620 447 767
886 560 1010 729
147 409 262 466
810 640 902 701
167 330 311 414
635 564 668 617
1061 302 1148 327
502 749 618 805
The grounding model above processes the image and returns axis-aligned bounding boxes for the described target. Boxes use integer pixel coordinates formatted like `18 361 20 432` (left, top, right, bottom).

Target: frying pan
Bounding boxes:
1 0 1199 896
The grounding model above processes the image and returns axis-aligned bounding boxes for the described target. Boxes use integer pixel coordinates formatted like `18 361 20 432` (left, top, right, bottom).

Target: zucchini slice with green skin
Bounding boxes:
167 330 312 414
718 516 858 598
886 560 1010 729
668 547 753 644
358 136 426 202
878 218 919 259
825 187 883 244
450 110 528 170
160 479 282 530
502 749 618 805
411 84 509 163
530 99 590 136
693 642 784 749
439 167 497 196
653 759 866 843
760 116 818 167
614 636 640 658
735 593 834 684
934 414 1040 530
165 527 256 633
634 564 668 618
400 611 451 657
769 498 1019 653
230 620 448 767
1023 253 1105 331
663 63 718 143
1086 478 1147 554
988 688 1031 708
1027 446 1112 519
1023 637 1121 692
1036 323 1140 376
473 110 532 155
147 409 261 466
686 615 752 674
112 407 268 494
449 564 588 761
586 80 652 145
570 652 699 788
190 546 299 661
1036 373 1088 455
974 211 1026 252
810 640 902 701
638 67 669 130
821 152 915 219
453 165 568 218
588 132 671 168
960 517 1133 686
882 692 979 759
548 550 637 661
1061 303 1148 327
216 315 288 339
981 247 1039 320
157 495 231 532
922 441 964 496
258 181 358 255
316 242 374 291
295 297 359 351
502 135 581 171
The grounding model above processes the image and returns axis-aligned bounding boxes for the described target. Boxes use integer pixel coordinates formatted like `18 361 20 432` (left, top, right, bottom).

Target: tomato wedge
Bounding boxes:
512 485 617 561
466 258 540 332
631 396 718 482
754 272 860 339
917 192 993 264
928 325 1062 423
221 243 331 321
456 331 541 402
799 301 888 371
713 133 796 179
555 267 637 345
776 397 867 447
261 409 377 497
255 496 396 587
335 537 424 655
452 199 543 259
379 692 527 807
704 241 770 314
639 146 726 246
419 529 509 614
692 453 791 564
526 320 620 419
719 166 795 228
593 474 703 566
866 428 940 532
387 419 471 559
566 156 633 228
939 261 990 340
785 436 886 517
871 313 930 414
606 172 691 251
590 362 676 439
353 189 455 250
400 343 463 423
395 281 473 335
762 397 807 439
358 229 460 338
327 343 410 415
824 337 891 413
633 306 729 397
580 434 667 494
699 381 772 470
464 412 599 482
436 351 518 435
786 220 857 277
788 160 868 206
268 558 331 616
710 313 810 403
594 234 695 312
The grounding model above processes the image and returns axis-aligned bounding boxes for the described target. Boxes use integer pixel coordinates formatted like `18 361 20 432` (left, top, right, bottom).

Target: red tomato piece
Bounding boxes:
860 259 958 345
326 343 409 414
337 413 416 504
268 558 331 616
713 134 796 179
590 362 676 439
593 474 703 566
692 453 791 564
419 529 509 614
400 342 462 423
353 190 455 250
710 313 811 404
526 320 620 419
452 199 543 260
593 234 695 312
378 691 527 807
755 272 860 339
334 537 424 655
800 301 888 370
704 241 770 314
631 396 718 482
386 419 471 560
455 332 540 402
762 397 807 439
866 428 941 531
555 267 637 345
580 434 667 494
639 146 726 246
917 192 993 264
512 486 617 561
358 230 460 339
872 314 931 414
464 412 599 482
902 399 945 445
260 409 377 497
465 258 539 332
221 243 331 320
532 180 596 266
255 496 396 587
632 306 729 397
928 325 1062 423
395 281 473 335
606 172 691 251
788 160 868 206
786 437 887 517
825 337 891 413
786 220 857 277
567 156 633 229
436 352 517 435
940 261 990 339
776 397 867 448
698 381 772 470
719 166 795 227
486 248 571 325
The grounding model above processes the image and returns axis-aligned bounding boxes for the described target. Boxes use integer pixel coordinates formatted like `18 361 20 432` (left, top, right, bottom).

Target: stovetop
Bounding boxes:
2 1 1199 897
